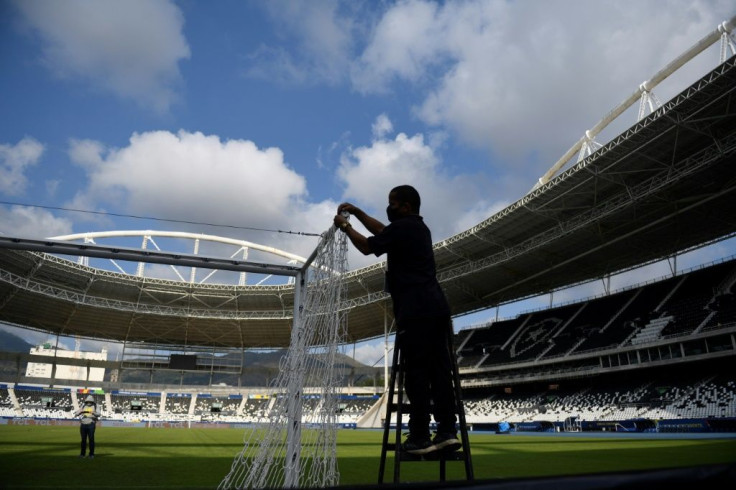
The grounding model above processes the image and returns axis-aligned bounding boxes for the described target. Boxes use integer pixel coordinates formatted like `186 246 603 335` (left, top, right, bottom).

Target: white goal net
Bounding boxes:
219 224 349 489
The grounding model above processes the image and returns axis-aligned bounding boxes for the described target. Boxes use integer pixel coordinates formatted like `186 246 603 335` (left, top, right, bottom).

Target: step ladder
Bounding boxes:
378 326 474 484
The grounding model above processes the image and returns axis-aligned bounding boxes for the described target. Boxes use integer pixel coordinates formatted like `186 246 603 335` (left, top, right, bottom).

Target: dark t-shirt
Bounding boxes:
366 215 450 323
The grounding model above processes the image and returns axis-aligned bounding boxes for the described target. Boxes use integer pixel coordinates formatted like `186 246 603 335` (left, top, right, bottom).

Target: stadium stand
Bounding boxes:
194 393 242 416
166 393 190 413
457 257 736 367
241 397 270 421
337 396 379 423
13 386 74 419
1 257 734 432
0 384 17 417
452 257 736 431
457 316 527 368
462 357 735 426
109 391 161 419
3 363 733 429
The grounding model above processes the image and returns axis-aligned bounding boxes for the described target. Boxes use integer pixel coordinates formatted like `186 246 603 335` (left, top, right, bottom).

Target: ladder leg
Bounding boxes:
378 341 401 484
393 345 405 483
448 324 474 481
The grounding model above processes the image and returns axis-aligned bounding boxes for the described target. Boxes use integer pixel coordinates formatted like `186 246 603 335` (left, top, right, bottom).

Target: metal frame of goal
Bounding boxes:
219 223 349 489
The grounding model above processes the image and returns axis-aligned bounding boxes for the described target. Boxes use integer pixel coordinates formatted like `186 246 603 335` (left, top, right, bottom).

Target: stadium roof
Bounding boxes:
0 55 735 349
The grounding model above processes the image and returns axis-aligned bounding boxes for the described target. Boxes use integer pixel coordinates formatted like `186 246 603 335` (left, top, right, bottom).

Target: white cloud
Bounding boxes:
351 0 734 172
14 0 190 113
245 0 357 85
351 0 444 93
371 114 394 139
70 130 306 219
68 139 106 169
67 130 339 260
0 205 74 239
338 132 441 208
0 137 44 196
452 199 510 234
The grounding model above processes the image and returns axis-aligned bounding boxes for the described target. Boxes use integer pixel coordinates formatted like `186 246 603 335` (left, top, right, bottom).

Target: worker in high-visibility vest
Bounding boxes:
74 395 101 458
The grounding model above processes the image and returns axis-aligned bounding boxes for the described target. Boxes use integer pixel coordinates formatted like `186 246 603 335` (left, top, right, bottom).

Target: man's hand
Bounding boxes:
334 202 374 255
335 202 385 235
337 202 358 215
335 202 358 229
333 213 349 229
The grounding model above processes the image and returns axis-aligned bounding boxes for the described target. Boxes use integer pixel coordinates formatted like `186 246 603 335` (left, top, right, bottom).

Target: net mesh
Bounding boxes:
219 225 349 489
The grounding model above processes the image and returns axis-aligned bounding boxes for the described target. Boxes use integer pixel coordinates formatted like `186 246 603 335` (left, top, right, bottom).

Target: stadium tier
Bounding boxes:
2 364 734 431
1 256 734 432
455 256 736 380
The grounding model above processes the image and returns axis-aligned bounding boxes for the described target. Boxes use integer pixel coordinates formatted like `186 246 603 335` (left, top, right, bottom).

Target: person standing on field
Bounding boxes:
334 185 461 455
75 394 100 459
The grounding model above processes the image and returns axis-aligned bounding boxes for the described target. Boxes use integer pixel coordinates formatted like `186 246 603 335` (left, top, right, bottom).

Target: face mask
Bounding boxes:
386 205 400 223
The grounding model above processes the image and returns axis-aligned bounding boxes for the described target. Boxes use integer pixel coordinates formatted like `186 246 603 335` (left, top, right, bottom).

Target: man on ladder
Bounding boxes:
334 185 462 454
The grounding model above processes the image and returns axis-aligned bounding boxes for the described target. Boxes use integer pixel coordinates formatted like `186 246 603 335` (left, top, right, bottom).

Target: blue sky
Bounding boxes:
1 0 735 364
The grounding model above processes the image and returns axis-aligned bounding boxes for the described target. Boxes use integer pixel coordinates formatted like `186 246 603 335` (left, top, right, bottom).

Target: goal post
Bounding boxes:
219 222 349 489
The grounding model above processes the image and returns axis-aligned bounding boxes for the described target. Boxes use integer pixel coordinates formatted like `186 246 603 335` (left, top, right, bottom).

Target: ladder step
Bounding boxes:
386 448 467 461
387 402 466 415
387 402 411 411
385 442 465 455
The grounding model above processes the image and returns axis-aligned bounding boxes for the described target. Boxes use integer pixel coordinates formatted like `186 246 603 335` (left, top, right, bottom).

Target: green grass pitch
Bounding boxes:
1 425 735 488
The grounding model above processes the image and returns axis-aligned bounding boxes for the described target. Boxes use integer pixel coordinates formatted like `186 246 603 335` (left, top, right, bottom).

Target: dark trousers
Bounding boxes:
80 423 96 456
397 316 456 438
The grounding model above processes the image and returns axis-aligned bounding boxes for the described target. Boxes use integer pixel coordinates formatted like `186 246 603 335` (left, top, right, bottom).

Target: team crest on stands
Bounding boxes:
510 317 562 358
